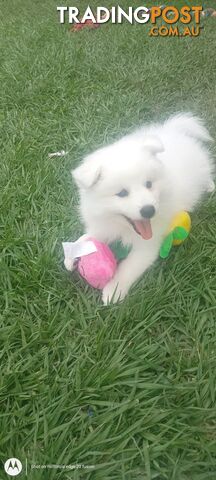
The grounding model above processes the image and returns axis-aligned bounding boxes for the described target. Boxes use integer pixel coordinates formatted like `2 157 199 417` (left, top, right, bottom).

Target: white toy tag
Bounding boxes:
62 240 97 260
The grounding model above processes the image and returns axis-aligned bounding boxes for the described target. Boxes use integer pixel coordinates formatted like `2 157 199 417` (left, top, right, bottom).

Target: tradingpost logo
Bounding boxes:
57 5 203 36
4 458 22 476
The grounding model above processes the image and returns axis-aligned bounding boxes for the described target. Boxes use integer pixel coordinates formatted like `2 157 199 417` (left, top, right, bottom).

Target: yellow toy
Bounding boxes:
160 211 191 258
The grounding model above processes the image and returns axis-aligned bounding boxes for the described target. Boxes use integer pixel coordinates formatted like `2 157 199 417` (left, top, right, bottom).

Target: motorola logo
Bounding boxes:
4 458 22 476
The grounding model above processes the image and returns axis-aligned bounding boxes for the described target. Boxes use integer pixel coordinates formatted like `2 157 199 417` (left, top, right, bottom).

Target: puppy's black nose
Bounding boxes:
140 205 155 219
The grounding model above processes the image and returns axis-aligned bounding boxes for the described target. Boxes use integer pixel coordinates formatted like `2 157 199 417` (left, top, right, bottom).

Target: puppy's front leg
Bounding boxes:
102 245 159 305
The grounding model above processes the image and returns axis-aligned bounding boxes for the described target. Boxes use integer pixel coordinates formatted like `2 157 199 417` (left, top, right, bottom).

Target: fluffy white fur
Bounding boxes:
70 113 215 304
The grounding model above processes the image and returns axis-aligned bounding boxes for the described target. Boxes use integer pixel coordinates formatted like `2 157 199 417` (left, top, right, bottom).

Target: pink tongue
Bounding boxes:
134 219 152 240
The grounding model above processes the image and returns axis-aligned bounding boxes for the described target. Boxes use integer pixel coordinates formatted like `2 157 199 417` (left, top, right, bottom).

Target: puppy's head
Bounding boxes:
72 135 165 240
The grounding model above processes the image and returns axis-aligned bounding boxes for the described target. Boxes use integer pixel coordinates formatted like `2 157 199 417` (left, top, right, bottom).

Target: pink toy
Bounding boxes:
77 238 117 289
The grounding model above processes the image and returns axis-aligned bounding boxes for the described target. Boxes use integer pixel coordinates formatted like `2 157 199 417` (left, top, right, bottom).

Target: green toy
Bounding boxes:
160 211 191 259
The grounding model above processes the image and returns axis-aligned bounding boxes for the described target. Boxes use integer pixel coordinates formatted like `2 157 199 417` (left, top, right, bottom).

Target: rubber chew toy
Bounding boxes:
62 238 130 289
160 211 191 259
77 238 117 289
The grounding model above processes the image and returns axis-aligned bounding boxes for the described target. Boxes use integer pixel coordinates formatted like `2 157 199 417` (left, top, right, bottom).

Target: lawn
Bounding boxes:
1 0 216 479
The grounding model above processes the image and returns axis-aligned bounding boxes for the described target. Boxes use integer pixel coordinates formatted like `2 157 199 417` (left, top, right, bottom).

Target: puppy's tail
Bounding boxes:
165 113 212 142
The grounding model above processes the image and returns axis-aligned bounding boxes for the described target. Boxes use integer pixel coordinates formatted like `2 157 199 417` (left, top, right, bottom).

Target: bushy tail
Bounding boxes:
165 113 212 142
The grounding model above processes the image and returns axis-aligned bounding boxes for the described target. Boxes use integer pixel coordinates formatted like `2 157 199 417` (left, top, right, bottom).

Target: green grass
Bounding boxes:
1 0 216 478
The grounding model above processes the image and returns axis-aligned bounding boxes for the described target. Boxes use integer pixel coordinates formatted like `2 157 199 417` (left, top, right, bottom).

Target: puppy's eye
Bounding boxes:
116 189 129 198
145 180 152 189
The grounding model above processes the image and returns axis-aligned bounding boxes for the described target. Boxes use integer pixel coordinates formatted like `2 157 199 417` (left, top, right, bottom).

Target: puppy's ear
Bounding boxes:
142 135 164 154
72 157 101 189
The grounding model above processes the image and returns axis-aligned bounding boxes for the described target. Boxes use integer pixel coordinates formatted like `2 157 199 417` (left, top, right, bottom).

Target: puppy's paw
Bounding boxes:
64 257 76 272
102 279 128 305
207 180 215 193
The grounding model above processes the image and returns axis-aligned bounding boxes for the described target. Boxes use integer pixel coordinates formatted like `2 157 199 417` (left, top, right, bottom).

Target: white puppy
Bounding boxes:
70 114 215 304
